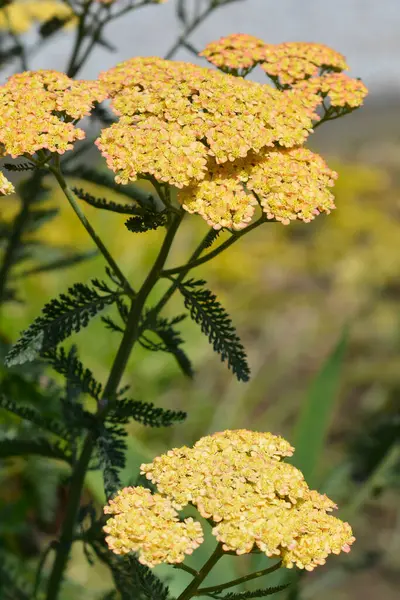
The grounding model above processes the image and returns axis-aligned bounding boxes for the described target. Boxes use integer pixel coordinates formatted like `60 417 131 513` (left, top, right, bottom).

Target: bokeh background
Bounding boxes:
1 1 399 599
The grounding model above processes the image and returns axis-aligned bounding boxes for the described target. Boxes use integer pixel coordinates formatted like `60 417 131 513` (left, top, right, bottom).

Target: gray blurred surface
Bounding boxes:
27 0 399 95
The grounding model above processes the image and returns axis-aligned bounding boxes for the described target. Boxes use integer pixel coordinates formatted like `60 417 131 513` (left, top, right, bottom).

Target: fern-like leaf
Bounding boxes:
175 278 250 382
96 424 127 497
0 437 71 463
72 187 145 216
64 165 156 210
42 346 103 401
203 228 221 249
92 543 170 600
125 212 167 233
0 394 67 439
216 584 289 599
101 315 125 334
140 312 193 378
106 398 186 427
4 162 35 172
5 281 119 366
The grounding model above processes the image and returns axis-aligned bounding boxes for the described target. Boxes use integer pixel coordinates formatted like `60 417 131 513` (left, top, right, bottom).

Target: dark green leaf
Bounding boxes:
4 162 35 172
175 278 250 382
96 424 127 497
140 312 193 377
106 397 186 428
64 165 156 210
0 394 67 439
42 345 103 401
125 212 167 233
0 437 71 463
72 187 145 216
5 280 119 366
92 543 170 600
217 584 289 599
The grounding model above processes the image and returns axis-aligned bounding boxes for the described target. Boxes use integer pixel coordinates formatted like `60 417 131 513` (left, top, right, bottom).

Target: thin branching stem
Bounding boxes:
161 216 267 278
45 210 184 600
176 543 225 600
50 159 135 299
196 561 282 595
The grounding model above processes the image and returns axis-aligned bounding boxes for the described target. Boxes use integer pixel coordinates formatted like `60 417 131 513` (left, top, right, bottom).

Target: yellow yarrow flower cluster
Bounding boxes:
0 70 107 158
96 56 337 229
0 171 15 196
103 486 203 567
292 73 368 108
199 33 267 70
201 35 367 111
104 430 355 571
0 1 74 34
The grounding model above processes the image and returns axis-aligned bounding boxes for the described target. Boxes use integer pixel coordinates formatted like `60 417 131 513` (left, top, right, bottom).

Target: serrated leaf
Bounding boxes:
140 312 193 378
175 278 250 382
42 346 103 401
0 394 67 439
125 212 167 233
218 584 289 599
64 165 156 210
72 187 145 216
96 424 127 497
106 398 186 428
0 437 71 463
92 543 170 600
5 281 119 366
4 162 35 172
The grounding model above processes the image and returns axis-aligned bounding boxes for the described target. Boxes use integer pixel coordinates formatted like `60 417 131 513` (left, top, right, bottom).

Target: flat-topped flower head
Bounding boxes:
96 57 315 189
293 73 368 109
200 33 267 71
103 486 203 567
178 147 337 229
0 70 107 158
259 42 349 86
0 171 15 196
104 430 354 571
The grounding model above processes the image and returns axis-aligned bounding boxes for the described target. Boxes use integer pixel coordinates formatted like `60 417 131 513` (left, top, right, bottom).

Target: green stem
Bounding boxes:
196 561 282 596
154 224 214 315
45 212 183 600
176 544 225 600
99 211 183 407
161 217 266 277
45 433 95 600
50 162 135 298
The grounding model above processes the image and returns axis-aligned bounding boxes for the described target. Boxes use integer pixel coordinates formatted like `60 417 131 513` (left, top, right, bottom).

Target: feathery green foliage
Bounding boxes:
175 278 250 381
5 280 120 366
106 397 186 428
125 212 168 233
140 312 194 377
42 346 103 401
72 187 145 216
215 585 290 599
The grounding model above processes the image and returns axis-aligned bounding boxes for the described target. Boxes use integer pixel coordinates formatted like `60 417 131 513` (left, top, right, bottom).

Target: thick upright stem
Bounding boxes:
176 544 224 600
45 212 183 600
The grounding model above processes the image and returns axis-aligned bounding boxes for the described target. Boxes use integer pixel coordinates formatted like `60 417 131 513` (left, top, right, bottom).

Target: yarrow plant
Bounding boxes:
104 430 354 596
0 3 369 599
